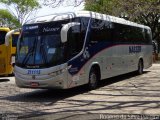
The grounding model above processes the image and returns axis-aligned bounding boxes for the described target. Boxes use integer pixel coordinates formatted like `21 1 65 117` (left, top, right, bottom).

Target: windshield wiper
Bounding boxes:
22 39 37 65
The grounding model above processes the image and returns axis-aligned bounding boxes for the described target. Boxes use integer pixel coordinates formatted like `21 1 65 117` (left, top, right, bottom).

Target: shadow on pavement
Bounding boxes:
0 79 10 82
1 71 155 119
1 71 150 102
98 71 149 88
19 113 160 120
0 73 14 78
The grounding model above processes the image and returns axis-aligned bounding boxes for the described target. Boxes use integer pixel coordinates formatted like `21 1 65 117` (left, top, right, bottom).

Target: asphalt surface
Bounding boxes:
0 63 160 120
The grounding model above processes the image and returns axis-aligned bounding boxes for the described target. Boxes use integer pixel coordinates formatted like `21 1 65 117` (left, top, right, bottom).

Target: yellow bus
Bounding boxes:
12 32 19 55
11 32 20 66
0 27 12 76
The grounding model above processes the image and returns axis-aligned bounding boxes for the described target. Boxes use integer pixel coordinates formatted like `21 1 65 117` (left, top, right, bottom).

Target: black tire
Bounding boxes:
137 60 143 75
88 68 99 90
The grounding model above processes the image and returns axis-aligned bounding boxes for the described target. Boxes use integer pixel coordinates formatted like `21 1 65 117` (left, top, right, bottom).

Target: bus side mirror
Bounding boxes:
61 22 80 43
5 29 20 46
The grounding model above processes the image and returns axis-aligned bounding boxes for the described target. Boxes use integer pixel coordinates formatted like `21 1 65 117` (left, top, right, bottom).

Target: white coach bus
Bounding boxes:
6 11 152 89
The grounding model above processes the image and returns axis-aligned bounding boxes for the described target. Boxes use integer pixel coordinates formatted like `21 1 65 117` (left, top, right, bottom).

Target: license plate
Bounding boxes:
30 82 39 87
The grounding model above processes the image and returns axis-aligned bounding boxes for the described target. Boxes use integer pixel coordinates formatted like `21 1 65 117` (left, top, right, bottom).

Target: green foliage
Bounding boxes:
4 0 40 12
0 0 40 24
85 0 160 43
118 0 160 41
0 9 20 28
85 0 120 15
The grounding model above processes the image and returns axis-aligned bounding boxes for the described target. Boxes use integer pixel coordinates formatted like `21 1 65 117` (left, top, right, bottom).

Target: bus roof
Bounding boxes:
25 11 150 30
0 27 10 32
12 31 20 35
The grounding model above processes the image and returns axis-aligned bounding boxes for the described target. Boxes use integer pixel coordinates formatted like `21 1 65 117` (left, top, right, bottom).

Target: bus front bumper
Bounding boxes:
15 72 68 89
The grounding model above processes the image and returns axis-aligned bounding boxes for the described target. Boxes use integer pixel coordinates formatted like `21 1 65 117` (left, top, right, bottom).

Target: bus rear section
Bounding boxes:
0 27 12 76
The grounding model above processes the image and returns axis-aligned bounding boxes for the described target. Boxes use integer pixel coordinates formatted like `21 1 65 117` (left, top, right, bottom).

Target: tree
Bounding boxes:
85 0 120 15
117 0 160 41
0 0 40 25
85 0 160 44
0 9 20 28
41 0 84 7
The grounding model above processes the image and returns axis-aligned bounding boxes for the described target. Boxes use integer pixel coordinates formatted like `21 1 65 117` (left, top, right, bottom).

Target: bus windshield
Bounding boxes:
17 31 65 68
0 31 7 45
16 17 87 69
16 19 74 68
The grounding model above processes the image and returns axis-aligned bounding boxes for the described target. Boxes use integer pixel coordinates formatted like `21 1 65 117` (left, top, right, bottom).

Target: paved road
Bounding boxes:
0 64 160 120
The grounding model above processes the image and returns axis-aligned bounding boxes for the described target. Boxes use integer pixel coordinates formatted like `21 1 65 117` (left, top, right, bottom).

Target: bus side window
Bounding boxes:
67 24 83 57
0 31 7 45
89 19 113 46
113 23 133 44
144 29 152 44
64 17 89 60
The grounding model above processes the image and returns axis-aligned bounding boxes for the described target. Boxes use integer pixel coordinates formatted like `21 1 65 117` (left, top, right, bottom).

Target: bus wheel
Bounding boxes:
88 68 99 90
137 60 143 75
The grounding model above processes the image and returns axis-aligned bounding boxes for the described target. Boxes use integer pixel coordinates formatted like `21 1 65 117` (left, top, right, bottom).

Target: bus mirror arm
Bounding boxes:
5 28 21 46
61 22 80 43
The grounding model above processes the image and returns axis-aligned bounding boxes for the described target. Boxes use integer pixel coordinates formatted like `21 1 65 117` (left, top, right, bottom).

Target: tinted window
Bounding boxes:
144 29 152 44
89 18 113 45
133 27 145 44
113 23 129 43
67 18 89 58
113 23 147 44
67 25 81 56
0 31 7 45
17 19 74 68
66 17 89 59
12 34 19 47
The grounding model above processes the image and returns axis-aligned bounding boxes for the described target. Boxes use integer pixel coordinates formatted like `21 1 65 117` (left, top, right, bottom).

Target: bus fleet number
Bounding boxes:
27 70 41 75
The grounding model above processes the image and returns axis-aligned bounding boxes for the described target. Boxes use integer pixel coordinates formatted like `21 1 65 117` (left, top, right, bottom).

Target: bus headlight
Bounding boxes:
48 65 71 77
48 69 63 76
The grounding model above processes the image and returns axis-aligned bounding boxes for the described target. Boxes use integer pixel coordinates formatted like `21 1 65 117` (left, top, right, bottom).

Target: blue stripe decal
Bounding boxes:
67 42 151 76
68 42 114 75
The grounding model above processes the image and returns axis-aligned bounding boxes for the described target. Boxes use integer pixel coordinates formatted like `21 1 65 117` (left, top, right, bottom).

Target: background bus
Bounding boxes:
0 27 12 76
11 32 20 66
12 32 19 55
6 11 152 89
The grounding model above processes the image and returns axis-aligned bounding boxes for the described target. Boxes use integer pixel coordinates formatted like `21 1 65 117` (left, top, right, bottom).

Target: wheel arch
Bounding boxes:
137 57 144 75
139 57 144 67
88 62 101 83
